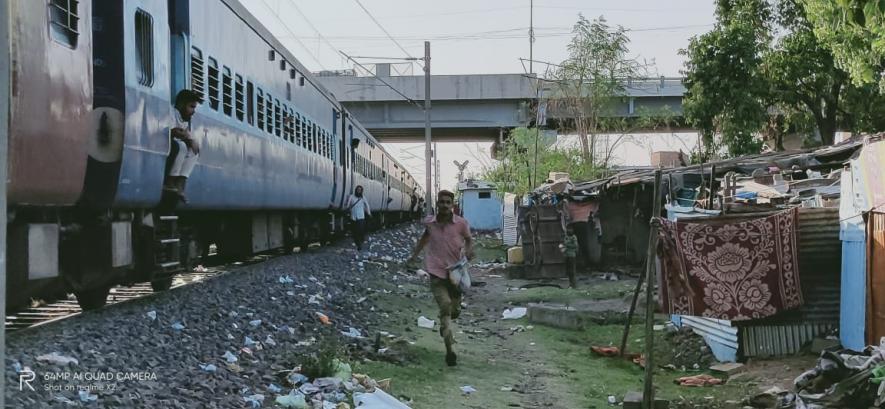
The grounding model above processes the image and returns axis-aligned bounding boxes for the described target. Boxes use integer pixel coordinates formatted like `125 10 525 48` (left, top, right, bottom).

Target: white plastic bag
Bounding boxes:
447 256 471 290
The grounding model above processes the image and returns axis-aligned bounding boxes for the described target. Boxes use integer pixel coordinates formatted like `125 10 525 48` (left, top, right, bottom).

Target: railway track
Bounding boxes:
4 251 282 332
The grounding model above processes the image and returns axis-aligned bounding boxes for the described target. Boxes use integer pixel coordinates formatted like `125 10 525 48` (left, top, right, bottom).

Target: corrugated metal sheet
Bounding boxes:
503 193 519 246
840 241 866 351
741 323 835 357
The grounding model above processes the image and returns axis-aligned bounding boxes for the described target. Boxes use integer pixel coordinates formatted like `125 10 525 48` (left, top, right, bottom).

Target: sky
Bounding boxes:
244 0 717 190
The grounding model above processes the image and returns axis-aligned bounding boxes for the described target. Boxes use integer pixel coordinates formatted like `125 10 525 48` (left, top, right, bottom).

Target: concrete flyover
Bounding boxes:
317 64 687 143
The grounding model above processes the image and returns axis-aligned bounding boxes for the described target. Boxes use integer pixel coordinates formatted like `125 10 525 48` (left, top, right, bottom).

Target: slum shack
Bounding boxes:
456 180 502 232
517 137 871 361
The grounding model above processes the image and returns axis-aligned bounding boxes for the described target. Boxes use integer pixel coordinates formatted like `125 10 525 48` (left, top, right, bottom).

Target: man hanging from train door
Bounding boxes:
346 185 372 251
164 89 203 203
407 190 475 366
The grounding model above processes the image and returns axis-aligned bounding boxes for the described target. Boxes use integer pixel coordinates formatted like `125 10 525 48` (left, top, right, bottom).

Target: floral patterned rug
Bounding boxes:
656 208 803 321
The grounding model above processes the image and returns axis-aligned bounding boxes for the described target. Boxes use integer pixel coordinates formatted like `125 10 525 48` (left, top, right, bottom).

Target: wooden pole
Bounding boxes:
642 169 663 409
707 165 716 210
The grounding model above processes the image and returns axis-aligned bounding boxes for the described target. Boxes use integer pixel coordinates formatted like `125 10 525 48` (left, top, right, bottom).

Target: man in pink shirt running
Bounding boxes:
407 190 474 366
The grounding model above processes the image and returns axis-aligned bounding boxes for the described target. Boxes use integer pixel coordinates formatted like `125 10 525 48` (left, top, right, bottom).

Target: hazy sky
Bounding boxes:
244 0 716 190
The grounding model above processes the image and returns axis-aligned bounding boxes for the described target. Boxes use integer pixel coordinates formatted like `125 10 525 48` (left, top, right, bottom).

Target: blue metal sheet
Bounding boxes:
841 240 867 351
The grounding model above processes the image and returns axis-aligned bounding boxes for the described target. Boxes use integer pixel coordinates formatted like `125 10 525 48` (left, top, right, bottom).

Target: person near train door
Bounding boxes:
406 190 475 367
346 185 372 251
164 89 203 203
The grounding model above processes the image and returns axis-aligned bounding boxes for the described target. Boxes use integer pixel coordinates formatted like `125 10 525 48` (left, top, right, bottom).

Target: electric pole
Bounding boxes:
1 0 10 404
434 142 440 195
423 41 433 215
529 0 534 75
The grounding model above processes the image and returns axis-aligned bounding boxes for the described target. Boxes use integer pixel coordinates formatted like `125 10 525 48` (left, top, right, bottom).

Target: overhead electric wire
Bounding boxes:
280 0 340 60
339 51 423 109
259 0 328 70
352 0 420 64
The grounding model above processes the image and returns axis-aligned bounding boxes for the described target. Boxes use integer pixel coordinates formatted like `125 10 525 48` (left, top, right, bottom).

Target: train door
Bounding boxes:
168 0 190 97
330 109 340 206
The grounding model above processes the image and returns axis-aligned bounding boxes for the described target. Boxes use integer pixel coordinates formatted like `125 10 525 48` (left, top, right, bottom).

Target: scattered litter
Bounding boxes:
356 297 367 303
194 264 207 273
502 307 527 320
36 352 78 366
249 319 262 327
377 348 389 354
264 335 277 347
244 336 256 347
591 346 620 357
299 383 321 395
676 374 723 387
243 394 265 408
222 351 238 363
308 294 323 305
279 275 295 284
417 316 435 329
54 396 77 406
333 360 353 382
287 372 309 386
12 362 22 373
78 390 98 403
316 312 331 325
171 322 185 331
267 383 283 393
287 291 295 296
460 385 477 395
275 391 308 408
146 311 157 321
608 395 617 404
199 363 217 372
228 311 239 318
352 388 412 409
232 323 239 329
500 386 513 392
341 327 363 338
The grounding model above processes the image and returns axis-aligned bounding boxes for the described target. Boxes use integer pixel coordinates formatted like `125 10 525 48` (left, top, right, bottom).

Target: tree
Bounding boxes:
480 128 594 197
802 0 885 91
683 0 885 154
681 0 771 157
548 15 645 166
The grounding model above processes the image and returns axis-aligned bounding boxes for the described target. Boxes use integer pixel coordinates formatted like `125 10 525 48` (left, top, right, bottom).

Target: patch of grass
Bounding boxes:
474 237 507 262
504 280 637 305
298 337 342 380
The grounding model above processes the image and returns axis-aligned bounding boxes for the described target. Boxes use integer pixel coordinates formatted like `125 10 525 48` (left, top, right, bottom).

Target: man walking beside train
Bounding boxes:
164 89 203 203
407 190 475 367
346 185 372 251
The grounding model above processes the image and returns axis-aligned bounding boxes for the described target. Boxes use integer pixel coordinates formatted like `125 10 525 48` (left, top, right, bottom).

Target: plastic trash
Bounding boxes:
36 352 78 366
171 322 185 331
315 312 331 325
352 388 412 409
228 311 239 318
146 311 157 320
417 316 435 329
287 291 296 296
608 395 617 404
265 335 277 347
279 275 295 284
267 383 283 393
249 319 262 327
308 295 322 305
287 372 309 386
243 394 265 408
222 351 238 363
299 383 320 395
12 362 22 373
502 307 527 320
333 360 353 382
199 363 217 372
54 396 77 406
78 390 98 402
275 391 308 408
460 385 477 395
447 257 471 290
341 327 362 338
244 336 256 347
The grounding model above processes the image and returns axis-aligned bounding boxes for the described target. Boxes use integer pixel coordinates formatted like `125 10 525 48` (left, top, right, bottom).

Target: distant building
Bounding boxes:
457 180 502 231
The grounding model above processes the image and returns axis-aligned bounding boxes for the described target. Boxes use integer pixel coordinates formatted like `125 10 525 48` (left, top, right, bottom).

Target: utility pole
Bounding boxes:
423 41 433 214
434 142 440 195
1 0 10 404
529 0 534 75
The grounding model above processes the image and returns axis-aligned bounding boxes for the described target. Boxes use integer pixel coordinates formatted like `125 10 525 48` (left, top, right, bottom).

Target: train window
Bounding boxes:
235 75 245 121
313 124 318 153
191 48 205 98
222 67 233 116
49 0 79 48
295 113 302 146
246 81 254 125
134 9 154 87
308 122 315 152
274 99 282 138
286 82 292 101
265 93 274 135
207 57 219 110
256 89 265 131
288 108 296 143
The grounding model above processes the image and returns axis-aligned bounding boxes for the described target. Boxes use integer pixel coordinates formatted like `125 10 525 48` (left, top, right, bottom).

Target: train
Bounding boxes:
4 0 423 310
